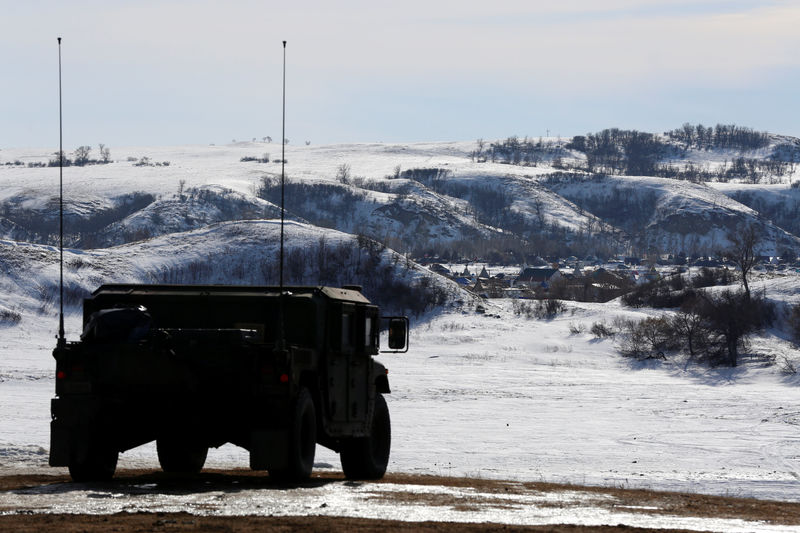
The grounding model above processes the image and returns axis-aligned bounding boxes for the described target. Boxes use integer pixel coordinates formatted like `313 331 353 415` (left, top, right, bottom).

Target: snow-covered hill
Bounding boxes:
543 172 800 255
2 134 798 258
0 219 471 335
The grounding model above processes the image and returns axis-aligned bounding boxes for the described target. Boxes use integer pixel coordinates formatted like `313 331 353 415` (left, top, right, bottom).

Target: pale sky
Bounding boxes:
2 0 799 149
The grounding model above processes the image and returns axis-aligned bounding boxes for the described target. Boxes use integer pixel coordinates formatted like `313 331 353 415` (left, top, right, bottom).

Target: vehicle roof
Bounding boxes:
91 284 373 305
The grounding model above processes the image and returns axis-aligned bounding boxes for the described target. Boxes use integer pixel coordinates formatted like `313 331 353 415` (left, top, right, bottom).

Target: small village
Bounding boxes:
417 253 800 302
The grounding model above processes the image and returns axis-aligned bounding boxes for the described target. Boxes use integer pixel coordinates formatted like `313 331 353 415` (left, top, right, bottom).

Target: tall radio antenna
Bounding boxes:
279 40 286 291
57 37 65 348
275 40 287 353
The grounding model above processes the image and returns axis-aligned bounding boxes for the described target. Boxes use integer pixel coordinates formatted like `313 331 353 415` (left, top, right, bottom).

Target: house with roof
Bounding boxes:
513 267 562 289
587 268 632 301
470 276 509 298
470 278 488 298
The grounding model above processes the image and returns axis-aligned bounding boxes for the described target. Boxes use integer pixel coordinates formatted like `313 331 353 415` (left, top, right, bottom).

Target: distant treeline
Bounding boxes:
475 125 797 183
656 156 795 184
566 129 677 175
473 137 569 167
664 123 771 151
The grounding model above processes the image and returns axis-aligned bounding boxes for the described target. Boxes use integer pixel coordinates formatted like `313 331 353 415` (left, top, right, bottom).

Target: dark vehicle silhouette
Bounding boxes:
49 283 408 482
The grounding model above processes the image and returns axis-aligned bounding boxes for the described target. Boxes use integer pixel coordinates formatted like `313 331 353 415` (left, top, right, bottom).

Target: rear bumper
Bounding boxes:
49 393 295 467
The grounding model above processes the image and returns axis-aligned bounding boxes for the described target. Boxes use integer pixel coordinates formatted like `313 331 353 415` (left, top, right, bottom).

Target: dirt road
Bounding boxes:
2 469 799 532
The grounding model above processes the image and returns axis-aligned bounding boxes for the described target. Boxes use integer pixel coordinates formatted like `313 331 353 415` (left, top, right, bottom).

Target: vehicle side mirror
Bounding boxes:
382 317 409 353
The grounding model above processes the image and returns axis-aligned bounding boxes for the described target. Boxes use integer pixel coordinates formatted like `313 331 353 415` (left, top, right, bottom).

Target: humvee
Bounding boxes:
49 283 408 482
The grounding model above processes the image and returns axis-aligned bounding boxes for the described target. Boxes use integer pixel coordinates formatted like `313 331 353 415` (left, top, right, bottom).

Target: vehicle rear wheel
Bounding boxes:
157 436 208 474
68 435 119 482
269 388 316 481
340 393 390 480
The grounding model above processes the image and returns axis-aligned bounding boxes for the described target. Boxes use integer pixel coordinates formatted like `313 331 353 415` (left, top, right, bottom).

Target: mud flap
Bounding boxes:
249 429 289 470
48 422 71 467
49 397 97 467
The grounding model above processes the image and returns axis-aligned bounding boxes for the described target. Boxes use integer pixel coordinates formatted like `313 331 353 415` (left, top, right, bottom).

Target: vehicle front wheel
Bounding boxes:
340 393 390 480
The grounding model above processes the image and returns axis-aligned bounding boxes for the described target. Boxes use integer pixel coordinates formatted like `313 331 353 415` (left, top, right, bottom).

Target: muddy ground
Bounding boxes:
2 469 799 532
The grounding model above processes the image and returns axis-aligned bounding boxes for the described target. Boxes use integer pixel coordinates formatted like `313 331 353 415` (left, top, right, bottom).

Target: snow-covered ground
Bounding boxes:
3 288 800 531
390 300 800 500
3 287 800 502
0 141 480 201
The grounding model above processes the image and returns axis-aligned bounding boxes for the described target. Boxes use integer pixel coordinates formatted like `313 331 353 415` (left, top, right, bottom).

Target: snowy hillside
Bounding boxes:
0 219 470 333
543 172 800 255
2 131 799 258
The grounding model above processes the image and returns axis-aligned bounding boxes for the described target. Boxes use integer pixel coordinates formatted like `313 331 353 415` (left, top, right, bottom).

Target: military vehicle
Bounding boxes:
49 283 408 482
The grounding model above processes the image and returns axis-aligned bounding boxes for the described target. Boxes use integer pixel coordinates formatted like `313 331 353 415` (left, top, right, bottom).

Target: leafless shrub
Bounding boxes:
617 316 678 359
590 321 616 338
513 299 566 320
0 307 21 324
568 322 586 335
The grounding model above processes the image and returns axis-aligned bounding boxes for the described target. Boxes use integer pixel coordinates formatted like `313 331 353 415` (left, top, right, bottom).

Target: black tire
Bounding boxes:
68 436 119 482
157 436 208 474
269 388 316 481
340 393 391 480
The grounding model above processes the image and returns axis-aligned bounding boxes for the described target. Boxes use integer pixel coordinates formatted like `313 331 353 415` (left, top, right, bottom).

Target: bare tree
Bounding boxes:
98 143 111 163
533 197 546 229
336 163 351 185
727 224 758 300
696 290 762 367
472 138 486 162
73 146 91 166
671 299 706 358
